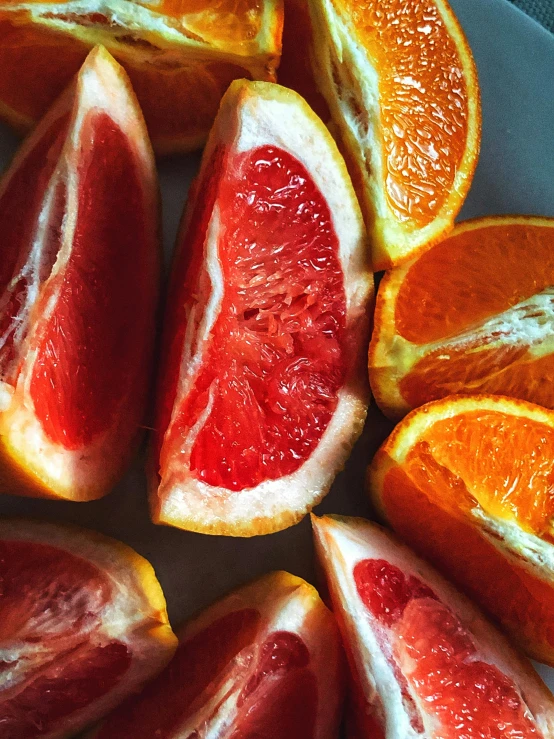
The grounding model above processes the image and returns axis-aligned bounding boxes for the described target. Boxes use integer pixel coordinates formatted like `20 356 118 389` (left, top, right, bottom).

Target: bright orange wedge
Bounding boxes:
370 394 554 666
0 0 283 153
369 216 554 419
308 0 481 268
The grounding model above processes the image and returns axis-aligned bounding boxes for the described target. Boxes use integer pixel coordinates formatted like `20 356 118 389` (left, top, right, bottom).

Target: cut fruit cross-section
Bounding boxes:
369 216 554 419
313 514 554 738
0 518 176 739
0 0 283 154
369 394 554 666
90 571 344 739
0 46 160 502
149 79 372 536
307 0 481 269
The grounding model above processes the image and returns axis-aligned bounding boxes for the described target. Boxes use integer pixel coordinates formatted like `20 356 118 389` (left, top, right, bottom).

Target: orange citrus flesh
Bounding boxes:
395 222 554 344
158 143 347 492
0 1 282 152
370 218 554 417
334 0 469 229
370 398 554 663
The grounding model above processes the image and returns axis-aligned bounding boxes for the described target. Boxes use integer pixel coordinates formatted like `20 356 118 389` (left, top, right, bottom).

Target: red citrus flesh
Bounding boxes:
355 560 541 738
0 47 159 500
93 572 343 739
159 144 346 492
0 539 131 737
313 516 554 739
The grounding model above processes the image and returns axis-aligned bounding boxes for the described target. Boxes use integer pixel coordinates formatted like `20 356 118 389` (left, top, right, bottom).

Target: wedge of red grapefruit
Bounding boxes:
150 79 373 537
312 515 554 738
89 571 344 738
0 46 160 501
0 518 177 739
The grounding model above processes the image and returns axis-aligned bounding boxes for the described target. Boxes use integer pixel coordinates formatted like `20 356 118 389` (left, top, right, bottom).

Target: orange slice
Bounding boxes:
0 46 160 501
313 514 554 738
149 79 372 536
308 0 481 268
0 518 176 738
90 572 344 738
369 216 554 419
369 394 554 665
0 0 283 154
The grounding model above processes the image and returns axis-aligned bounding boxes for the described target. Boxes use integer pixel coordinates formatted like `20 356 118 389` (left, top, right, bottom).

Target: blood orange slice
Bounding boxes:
369 216 554 419
89 571 344 739
0 0 283 154
0 518 176 739
0 46 159 501
307 0 481 269
312 514 554 738
150 79 372 536
369 394 554 665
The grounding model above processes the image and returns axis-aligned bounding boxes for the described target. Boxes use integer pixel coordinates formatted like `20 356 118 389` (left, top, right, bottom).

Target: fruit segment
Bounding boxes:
369 394 554 666
369 216 554 418
0 0 283 153
0 46 159 501
312 514 554 738
150 79 372 536
0 519 176 739
91 572 344 739
307 0 481 268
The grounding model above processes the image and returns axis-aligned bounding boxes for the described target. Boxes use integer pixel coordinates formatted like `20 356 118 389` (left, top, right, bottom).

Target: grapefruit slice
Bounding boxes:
369 394 554 666
150 79 372 536
312 514 554 738
0 518 177 739
0 46 160 501
89 571 344 739
307 0 481 269
369 216 554 419
0 0 283 154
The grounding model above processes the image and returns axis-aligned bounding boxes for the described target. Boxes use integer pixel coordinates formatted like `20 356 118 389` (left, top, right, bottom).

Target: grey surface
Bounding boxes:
510 0 554 32
0 0 552 698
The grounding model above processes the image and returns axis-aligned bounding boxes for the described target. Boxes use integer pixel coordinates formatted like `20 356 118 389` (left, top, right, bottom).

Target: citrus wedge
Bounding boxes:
150 79 372 536
307 0 481 268
0 0 283 153
0 518 176 739
90 571 343 739
370 216 554 419
370 394 554 665
313 514 554 738
0 47 160 502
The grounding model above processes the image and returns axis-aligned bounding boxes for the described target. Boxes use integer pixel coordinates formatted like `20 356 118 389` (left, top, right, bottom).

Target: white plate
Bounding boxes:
0 0 553 707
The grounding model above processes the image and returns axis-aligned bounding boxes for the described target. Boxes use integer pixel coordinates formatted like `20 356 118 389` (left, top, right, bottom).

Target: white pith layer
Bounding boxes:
0 48 157 499
156 82 372 534
313 517 554 738
0 520 174 739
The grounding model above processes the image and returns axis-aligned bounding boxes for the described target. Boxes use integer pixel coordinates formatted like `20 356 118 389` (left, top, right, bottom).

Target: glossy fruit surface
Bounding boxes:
370 216 554 418
91 571 343 739
370 394 554 665
0 46 159 501
308 0 481 268
0 0 283 153
150 79 372 536
313 514 554 738
0 518 176 739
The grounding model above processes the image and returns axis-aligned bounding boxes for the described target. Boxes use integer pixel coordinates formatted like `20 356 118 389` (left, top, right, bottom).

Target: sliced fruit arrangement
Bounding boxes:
90 571 344 739
307 0 481 269
370 216 554 419
150 79 372 536
313 514 554 738
369 394 554 666
0 46 159 501
0 0 283 155
0 518 176 739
